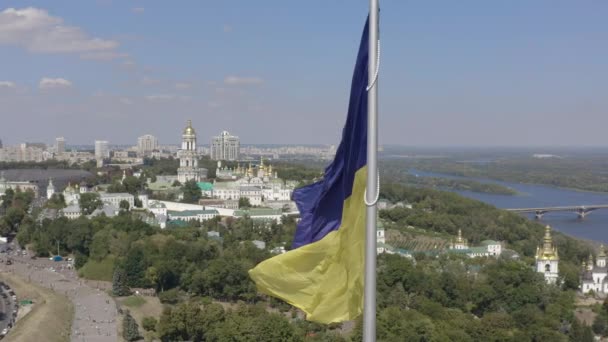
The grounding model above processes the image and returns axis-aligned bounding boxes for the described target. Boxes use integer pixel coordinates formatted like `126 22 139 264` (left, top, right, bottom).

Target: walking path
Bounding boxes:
2 249 118 342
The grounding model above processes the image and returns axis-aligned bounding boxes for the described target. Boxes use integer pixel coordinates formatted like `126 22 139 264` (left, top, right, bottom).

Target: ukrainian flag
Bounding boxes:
249 18 370 324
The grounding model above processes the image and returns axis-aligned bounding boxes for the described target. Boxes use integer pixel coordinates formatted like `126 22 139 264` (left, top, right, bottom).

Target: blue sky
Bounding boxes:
0 1 607 146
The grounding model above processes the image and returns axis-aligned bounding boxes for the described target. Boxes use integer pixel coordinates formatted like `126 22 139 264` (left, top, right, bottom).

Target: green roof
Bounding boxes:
197 182 214 191
233 208 282 217
168 210 219 217
448 248 471 254
396 248 412 255
469 246 489 254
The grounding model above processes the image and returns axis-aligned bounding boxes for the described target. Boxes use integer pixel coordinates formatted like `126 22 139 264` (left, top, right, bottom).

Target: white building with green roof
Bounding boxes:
448 230 502 258
167 209 219 222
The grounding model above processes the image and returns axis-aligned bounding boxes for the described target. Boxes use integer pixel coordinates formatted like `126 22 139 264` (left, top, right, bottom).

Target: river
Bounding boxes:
411 169 608 244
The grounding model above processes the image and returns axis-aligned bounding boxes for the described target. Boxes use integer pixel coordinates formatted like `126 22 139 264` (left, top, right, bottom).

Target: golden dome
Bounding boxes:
183 120 196 135
599 244 606 258
536 225 559 261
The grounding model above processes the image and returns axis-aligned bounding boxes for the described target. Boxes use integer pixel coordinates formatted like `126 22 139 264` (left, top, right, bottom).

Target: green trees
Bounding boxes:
157 303 302 342
0 188 34 235
142 316 157 332
238 197 252 209
181 179 201 204
107 175 145 195
0 207 25 235
112 267 131 297
46 193 66 209
123 310 140 342
79 193 102 215
0 188 15 209
372 253 579 341
119 200 130 211
124 246 146 287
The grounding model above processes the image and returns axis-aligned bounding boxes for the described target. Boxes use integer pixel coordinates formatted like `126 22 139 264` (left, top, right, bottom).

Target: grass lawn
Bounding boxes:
78 256 115 281
117 295 164 341
0 273 74 342
122 295 146 308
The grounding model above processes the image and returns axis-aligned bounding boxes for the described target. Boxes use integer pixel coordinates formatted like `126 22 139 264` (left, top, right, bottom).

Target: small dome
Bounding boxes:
183 120 196 135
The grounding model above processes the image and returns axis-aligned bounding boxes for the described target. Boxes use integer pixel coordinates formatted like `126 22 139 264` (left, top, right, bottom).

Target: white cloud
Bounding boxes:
141 77 161 86
80 51 129 61
132 7 145 14
224 76 264 86
0 81 16 88
175 82 192 89
39 77 72 89
119 97 133 105
121 60 136 68
145 94 191 101
0 7 119 55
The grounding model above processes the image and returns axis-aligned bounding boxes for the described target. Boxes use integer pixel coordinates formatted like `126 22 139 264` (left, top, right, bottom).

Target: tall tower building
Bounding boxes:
95 140 110 160
55 137 65 154
536 225 559 284
137 134 159 157
177 120 207 183
210 130 240 161
47 178 55 199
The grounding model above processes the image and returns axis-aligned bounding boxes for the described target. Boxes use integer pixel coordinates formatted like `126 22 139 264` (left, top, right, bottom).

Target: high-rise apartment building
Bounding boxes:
95 140 110 160
137 134 159 157
210 131 240 161
55 137 65 153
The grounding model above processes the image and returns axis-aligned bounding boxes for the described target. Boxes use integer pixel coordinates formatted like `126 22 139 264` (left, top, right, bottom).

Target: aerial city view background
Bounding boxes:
1 1 608 341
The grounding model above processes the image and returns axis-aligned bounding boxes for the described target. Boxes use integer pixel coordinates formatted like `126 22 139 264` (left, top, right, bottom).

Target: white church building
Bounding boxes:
581 245 608 295
535 225 559 285
177 120 207 183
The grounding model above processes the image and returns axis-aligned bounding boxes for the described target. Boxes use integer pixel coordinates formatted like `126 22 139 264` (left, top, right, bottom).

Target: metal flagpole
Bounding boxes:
364 0 379 341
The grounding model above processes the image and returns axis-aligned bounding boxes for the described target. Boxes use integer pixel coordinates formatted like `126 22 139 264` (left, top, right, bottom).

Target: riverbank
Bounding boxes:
0 272 73 342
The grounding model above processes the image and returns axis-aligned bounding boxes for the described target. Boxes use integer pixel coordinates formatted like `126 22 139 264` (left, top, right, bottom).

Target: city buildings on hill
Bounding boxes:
177 120 207 183
0 143 45 162
535 225 559 284
210 130 240 161
581 245 608 294
209 157 294 206
0 171 39 197
240 144 336 160
137 134 159 157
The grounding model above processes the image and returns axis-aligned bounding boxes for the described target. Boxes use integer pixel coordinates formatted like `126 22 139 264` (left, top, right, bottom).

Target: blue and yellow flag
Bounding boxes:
249 18 369 324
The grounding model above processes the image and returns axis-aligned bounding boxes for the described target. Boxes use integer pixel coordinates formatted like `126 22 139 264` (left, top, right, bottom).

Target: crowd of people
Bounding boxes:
1 244 118 342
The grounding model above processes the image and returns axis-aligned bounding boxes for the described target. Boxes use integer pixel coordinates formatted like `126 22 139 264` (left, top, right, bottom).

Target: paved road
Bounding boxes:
0 281 16 336
1 248 118 342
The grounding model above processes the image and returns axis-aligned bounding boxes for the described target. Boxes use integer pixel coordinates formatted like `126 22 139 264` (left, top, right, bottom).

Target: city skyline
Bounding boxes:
1 2 607 146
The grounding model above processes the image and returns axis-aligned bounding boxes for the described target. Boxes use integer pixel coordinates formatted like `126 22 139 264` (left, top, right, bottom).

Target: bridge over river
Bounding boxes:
506 205 608 219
